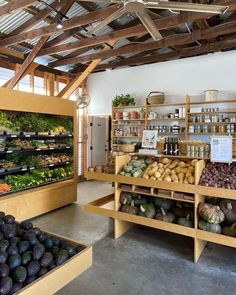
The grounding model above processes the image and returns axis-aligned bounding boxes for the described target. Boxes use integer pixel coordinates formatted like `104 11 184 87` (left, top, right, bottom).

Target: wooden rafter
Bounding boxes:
57 41 117 98
0 0 38 17
50 21 236 65
0 5 121 47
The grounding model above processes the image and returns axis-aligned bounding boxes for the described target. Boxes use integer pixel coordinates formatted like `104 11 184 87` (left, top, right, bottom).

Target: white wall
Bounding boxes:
87 50 236 115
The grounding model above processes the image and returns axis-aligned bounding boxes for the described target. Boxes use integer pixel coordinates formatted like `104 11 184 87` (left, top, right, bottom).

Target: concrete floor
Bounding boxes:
32 181 236 295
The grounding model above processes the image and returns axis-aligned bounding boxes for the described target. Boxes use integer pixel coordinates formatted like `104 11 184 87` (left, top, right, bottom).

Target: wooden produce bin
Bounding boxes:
85 154 236 263
0 88 78 220
18 231 92 295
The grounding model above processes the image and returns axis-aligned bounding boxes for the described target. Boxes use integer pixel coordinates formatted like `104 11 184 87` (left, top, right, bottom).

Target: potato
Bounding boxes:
143 174 149 179
164 175 172 182
183 177 189 184
155 171 161 179
178 161 186 168
171 174 179 183
185 171 193 178
148 167 158 176
175 166 181 173
182 168 189 174
178 172 185 183
171 169 176 175
160 157 170 165
191 159 198 167
187 175 194 184
157 163 164 168
165 168 171 175
188 166 195 172
157 177 162 181
169 161 179 169
158 168 164 174
150 176 156 180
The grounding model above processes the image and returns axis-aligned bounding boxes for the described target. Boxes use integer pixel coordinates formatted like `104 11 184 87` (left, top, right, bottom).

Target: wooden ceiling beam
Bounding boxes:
0 5 121 47
49 20 236 66
40 0 236 61
83 38 236 71
0 0 38 17
57 40 117 98
9 0 62 36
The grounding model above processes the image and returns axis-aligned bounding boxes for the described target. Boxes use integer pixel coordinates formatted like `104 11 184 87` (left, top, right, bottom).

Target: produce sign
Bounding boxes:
211 135 232 163
198 200 236 237
120 191 194 227
0 212 85 294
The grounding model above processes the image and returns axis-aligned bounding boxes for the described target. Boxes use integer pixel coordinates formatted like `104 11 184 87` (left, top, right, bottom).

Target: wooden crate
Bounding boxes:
18 231 92 295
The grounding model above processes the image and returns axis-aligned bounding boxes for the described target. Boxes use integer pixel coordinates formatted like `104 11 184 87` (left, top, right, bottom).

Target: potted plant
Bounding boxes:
139 108 145 119
112 94 135 107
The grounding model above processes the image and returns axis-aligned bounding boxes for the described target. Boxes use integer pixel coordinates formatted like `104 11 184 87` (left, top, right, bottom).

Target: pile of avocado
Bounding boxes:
0 212 85 295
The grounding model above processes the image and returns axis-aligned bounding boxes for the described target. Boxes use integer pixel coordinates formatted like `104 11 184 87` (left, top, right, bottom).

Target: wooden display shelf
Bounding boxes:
188 122 235 125
147 118 185 121
190 99 236 105
112 119 145 122
188 110 236 114
113 135 143 138
19 231 92 295
146 102 185 107
112 105 145 109
85 194 195 238
196 230 236 248
187 132 236 135
0 88 78 220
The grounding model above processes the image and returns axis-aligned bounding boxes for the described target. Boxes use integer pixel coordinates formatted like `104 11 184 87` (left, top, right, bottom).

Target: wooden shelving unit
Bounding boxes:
0 88 78 221
85 155 236 262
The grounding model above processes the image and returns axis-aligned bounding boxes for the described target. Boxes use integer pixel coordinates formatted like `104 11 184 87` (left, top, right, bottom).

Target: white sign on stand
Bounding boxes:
142 130 158 149
210 135 232 163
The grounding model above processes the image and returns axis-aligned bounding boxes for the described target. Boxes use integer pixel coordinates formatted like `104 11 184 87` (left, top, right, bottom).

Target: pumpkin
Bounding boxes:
121 202 138 215
172 207 194 221
120 192 133 205
154 197 174 211
199 219 221 233
198 203 225 224
219 200 236 225
133 196 147 206
140 204 156 219
222 223 236 237
155 208 175 223
177 214 193 228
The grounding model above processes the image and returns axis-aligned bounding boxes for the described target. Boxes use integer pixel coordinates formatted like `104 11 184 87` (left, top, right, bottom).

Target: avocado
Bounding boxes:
16 226 25 237
32 243 45 260
63 245 76 257
20 221 33 231
51 247 59 257
23 232 38 246
40 252 53 268
38 233 46 243
0 264 9 278
44 238 53 251
75 245 86 253
1 224 16 239
0 220 4 228
18 241 30 255
21 251 32 266
48 261 56 271
7 254 21 271
0 213 5 219
13 266 27 283
27 260 40 277
56 249 69 266
33 228 41 236
3 215 15 224
8 282 22 295
0 277 13 295
0 240 9 252
0 252 8 264
0 233 3 241
9 237 20 247
7 246 18 256
37 267 48 277
51 237 60 247
23 275 37 286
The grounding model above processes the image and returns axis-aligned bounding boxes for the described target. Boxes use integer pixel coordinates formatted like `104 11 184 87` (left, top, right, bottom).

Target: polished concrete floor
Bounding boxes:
32 181 236 295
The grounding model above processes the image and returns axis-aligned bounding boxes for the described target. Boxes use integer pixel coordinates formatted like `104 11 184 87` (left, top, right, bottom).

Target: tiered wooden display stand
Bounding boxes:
0 88 78 221
85 154 236 263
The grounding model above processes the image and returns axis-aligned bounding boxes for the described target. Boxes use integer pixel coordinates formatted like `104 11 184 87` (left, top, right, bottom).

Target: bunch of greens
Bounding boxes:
0 111 15 131
112 94 135 107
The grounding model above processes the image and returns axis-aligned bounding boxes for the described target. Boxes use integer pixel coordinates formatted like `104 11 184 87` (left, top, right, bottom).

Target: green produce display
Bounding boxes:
0 211 86 293
119 158 151 178
119 192 194 227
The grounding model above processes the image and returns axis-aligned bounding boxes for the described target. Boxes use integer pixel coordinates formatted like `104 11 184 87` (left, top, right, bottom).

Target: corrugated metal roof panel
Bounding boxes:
26 20 48 31
0 10 32 34
66 2 88 18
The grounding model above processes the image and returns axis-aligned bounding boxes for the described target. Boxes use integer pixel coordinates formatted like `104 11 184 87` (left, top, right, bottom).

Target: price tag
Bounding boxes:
21 168 27 171
6 150 13 154
11 135 17 138
211 135 232 163
49 147 54 150
25 135 31 138
66 146 71 149
35 148 41 151
66 161 69 164
29 167 35 170
49 164 54 167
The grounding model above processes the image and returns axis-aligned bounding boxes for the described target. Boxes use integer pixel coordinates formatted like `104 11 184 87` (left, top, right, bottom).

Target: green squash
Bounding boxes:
121 202 138 215
120 192 133 205
199 219 221 233
222 223 236 237
140 204 156 219
133 196 147 206
132 170 142 178
123 165 133 173
177 214 193 228
154 197 174 211
131 160 142 168
198 203 225 224
145 158 154 165
155 208 175 223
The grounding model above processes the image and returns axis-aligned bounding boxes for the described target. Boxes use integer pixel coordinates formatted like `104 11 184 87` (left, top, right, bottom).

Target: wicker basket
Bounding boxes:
119 144 136 153
146 91 165 105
